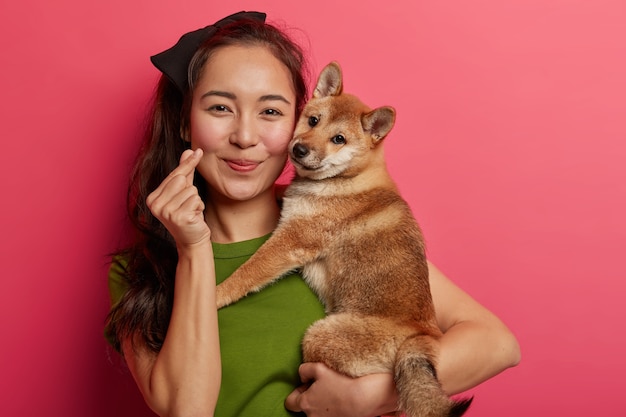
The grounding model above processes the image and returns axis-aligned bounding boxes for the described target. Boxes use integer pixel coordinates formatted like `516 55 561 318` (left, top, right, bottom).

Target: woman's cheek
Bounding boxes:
263 123 294 155
190 123 223 152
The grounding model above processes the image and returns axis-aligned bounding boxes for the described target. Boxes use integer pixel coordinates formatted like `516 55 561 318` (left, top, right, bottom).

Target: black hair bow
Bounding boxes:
150 11 267 93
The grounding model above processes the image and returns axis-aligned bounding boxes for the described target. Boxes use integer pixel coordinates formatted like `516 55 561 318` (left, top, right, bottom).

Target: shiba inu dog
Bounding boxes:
216 62 472 417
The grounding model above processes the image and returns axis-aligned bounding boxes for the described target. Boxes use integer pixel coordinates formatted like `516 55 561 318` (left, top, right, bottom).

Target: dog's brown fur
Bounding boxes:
216 62 472 417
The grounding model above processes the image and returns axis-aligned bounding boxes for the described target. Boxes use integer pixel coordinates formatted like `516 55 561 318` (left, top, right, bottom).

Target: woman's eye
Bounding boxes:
263 108 282 116
209 105 229 113
308 116 319 127
331 135 346 145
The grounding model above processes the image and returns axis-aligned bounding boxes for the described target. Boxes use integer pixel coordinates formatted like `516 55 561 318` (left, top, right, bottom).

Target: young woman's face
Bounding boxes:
189 44 297 203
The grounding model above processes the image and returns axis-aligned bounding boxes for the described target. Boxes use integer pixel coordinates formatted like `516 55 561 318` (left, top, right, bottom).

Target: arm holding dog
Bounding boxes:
428 261 521 394
285 262 521 416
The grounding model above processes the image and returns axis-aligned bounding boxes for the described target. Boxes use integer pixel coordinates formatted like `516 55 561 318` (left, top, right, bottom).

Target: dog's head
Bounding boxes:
289 62 396 180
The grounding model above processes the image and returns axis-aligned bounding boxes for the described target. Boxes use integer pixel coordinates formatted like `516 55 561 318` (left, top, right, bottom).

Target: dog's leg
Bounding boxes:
216 227 318 308
302 314 407 377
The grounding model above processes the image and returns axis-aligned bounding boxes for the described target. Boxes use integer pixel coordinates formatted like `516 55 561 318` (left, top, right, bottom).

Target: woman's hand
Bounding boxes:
285 362 398 417
146 149 210 248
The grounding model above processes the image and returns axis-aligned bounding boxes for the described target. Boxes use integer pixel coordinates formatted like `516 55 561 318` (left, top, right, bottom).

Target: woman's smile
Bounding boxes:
224 158 261 172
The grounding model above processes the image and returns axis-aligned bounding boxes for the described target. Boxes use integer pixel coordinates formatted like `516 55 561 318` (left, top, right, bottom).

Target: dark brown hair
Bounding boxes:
106 18 310 353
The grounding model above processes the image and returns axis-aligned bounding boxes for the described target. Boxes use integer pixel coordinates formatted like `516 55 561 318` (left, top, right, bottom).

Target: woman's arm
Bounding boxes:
428 261 521 394
123 243 221 416
286 261 520 416
123 149 222 417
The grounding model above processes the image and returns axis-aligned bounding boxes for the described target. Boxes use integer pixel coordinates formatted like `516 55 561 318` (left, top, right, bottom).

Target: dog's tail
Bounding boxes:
394 334 473 417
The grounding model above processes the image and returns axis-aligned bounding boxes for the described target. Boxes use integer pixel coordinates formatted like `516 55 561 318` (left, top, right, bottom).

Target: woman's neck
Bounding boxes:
204 188 281 244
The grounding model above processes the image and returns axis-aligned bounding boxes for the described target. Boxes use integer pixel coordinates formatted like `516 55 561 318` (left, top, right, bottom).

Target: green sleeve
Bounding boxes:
104 256 129 348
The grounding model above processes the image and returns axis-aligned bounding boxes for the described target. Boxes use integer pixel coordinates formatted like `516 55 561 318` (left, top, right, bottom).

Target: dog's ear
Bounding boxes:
313 62 343 98
362 106 396 145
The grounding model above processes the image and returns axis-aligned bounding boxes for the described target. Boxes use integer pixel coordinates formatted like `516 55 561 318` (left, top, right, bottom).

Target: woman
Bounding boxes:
106 11 520 417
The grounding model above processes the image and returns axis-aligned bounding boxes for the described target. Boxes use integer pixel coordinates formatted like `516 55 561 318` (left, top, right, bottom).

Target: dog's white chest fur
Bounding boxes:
300 260 329 306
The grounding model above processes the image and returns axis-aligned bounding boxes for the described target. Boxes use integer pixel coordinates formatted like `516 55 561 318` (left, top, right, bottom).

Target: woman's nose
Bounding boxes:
229 115 258 148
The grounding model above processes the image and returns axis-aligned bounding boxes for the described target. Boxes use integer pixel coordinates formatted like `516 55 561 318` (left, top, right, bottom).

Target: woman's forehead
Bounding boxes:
197 45 296 100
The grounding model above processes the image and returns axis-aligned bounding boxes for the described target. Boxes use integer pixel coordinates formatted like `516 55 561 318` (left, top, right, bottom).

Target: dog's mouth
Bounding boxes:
290 157 320 172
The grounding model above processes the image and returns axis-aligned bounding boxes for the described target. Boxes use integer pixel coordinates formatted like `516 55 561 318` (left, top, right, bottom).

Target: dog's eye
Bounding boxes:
331 135 346 145
308 116 319 127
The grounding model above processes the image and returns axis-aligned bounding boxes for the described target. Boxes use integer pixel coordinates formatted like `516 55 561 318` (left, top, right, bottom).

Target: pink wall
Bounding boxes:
1 0 624 415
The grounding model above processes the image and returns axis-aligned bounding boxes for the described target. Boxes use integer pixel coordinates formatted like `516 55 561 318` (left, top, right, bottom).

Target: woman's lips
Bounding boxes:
225 159 260 172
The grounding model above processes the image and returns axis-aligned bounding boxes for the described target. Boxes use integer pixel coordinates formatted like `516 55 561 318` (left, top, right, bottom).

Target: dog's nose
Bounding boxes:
292 143 309 159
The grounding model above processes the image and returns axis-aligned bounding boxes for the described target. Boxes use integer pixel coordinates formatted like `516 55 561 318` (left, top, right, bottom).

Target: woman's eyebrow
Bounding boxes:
199 91 291 105
201 90 236 100
259 94 291 105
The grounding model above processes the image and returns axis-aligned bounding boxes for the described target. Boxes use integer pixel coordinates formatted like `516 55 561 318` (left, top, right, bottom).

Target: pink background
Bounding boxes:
1 0 624 415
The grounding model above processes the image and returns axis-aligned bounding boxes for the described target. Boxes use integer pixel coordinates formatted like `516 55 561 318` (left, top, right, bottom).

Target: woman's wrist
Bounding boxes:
355 373 398 416
176 237 213 258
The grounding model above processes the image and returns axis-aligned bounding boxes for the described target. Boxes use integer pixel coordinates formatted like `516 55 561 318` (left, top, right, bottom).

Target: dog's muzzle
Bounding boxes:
291 142 309 159
290 142 319 172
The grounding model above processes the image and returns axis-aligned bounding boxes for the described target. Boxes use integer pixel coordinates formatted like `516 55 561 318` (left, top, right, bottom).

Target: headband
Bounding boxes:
150 11 267 93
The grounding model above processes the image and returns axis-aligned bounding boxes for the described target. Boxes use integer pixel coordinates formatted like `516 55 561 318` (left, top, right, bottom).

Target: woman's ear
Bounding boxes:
180 125 191 142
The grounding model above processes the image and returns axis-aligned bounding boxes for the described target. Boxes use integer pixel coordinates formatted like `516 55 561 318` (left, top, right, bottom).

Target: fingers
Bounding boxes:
284 363 320 412
145 148 210 245
147 148 202 208
179 148 201 184
284 384 308 412
298 362 321 384
155 178 205 224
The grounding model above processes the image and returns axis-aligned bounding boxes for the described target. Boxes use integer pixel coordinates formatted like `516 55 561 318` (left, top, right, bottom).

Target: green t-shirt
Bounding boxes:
106 234 325 417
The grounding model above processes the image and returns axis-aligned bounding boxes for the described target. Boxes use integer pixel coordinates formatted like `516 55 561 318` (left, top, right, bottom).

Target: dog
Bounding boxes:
216 61 472 417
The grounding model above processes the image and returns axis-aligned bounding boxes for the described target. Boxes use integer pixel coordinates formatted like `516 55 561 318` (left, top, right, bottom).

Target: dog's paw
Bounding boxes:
215 284 231 309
